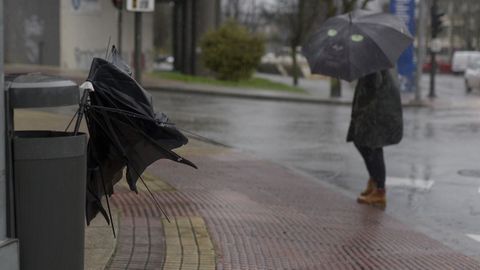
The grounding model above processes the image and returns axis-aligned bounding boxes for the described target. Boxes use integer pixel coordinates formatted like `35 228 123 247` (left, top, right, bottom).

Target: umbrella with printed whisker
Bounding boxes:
302 9 413 82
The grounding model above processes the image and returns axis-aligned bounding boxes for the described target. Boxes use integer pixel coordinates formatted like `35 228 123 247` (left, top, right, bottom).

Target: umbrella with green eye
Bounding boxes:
302 9 413 82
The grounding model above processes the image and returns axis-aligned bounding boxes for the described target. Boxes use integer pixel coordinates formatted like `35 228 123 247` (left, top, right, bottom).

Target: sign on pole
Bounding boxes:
126 0 154 12
390 0 416 92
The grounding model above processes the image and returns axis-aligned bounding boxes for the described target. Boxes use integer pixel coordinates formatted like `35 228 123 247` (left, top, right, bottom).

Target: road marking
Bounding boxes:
478 187 480 194
387 177 435 190
466 234 480 243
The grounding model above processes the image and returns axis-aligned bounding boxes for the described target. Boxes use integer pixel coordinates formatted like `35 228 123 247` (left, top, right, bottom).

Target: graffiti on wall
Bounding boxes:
74 47 106 70
24 15 45 64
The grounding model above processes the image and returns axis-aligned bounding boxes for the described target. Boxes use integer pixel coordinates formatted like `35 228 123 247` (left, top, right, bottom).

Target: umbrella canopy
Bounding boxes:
84 52 196 225
302 9 413 82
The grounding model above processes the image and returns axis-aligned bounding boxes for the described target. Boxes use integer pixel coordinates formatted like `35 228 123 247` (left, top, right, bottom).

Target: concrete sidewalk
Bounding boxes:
14 109 480 269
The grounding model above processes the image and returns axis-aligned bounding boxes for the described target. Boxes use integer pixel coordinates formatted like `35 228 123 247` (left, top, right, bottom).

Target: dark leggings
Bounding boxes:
354 143 386 189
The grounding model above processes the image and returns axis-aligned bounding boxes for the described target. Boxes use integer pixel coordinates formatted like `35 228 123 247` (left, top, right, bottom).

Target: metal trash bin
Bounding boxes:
13 131 86 270
4 74 85 270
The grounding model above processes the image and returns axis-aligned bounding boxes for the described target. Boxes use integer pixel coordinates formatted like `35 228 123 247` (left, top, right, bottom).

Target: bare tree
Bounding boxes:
223 0 242 21
222 0 264 32
463 0 480 50
263 0 326 86
442 0 480 53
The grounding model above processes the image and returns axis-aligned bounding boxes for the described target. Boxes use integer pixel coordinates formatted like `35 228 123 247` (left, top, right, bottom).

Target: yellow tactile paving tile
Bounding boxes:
162 217 216 270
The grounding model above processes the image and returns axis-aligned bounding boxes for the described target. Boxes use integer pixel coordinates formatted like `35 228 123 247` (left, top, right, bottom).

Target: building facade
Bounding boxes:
5 0 155 71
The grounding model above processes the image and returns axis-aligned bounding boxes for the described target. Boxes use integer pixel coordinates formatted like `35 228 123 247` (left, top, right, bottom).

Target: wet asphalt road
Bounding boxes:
148 74 480 259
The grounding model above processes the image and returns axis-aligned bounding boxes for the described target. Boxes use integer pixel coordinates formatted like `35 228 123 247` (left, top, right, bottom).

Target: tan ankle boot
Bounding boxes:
357 188 386 208
360 179 376 196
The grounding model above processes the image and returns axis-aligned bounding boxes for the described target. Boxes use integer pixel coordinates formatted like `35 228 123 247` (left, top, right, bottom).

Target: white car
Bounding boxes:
464 60 480 93
452 51 480 74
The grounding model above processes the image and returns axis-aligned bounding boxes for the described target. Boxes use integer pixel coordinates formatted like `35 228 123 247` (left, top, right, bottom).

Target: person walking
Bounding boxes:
346 69 403 208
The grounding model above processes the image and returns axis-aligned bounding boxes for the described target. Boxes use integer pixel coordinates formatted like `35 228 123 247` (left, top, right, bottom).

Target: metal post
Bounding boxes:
117 7 123 55
429 51 436 98
0 0 20 267
429 0 437 98
172 2 179 71
415 0 428 102
134 12 142 84
0 0 6 242
182 0 192 75
191 0 197 75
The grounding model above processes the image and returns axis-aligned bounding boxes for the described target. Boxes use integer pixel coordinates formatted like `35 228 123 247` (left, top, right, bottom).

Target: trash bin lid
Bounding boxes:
5 73 79 108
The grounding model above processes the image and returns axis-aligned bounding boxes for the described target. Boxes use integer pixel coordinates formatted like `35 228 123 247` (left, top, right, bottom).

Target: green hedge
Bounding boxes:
200 20 265 81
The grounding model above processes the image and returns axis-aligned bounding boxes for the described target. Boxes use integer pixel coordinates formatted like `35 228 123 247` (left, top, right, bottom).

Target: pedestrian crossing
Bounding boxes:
387 176 435 190
466 234 480 243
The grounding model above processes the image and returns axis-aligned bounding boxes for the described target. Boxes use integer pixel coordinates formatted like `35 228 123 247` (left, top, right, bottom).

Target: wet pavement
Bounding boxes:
13 62 480 269
13 62 480 264
16 103 480 269
147 74 480 260
150 142 480 269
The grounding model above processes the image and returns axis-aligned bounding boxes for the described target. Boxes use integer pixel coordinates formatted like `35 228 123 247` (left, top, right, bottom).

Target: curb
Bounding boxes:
146 84 428 108
4 64 428 108
145 85 353 105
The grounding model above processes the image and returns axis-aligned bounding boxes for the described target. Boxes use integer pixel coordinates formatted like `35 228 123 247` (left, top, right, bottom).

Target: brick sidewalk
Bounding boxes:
105 141 480 270
14 109 480 269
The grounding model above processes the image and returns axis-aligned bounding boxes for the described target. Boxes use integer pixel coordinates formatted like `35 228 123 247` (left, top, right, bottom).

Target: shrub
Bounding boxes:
200 20 265 81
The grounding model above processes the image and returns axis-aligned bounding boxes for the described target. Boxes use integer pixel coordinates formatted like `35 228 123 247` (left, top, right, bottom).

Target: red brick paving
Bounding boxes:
107 148 480 269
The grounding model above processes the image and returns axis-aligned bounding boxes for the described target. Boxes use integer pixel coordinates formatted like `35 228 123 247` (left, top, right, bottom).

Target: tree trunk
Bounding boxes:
291 45 299 86
330 77 341 97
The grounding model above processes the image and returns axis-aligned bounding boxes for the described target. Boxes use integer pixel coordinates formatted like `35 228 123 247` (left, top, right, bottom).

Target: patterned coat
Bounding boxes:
346 70 403 148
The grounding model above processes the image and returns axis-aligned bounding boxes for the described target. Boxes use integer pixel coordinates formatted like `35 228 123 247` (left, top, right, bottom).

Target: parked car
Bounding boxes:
422 60 452 73
153 55 174 71
451 51 480 74
464 59 480 93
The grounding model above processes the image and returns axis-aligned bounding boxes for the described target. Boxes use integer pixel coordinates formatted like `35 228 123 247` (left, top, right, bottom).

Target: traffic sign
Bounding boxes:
126 0 154 12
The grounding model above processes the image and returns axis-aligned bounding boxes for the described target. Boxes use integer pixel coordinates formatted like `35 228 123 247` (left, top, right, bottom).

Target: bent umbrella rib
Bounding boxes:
97 90 197 168
87 110 173 220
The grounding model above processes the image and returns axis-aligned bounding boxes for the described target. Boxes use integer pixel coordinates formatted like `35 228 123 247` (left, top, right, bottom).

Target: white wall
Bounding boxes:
60 0 154 71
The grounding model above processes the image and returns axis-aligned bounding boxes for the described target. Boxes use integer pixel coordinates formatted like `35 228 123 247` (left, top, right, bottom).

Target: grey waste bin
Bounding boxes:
5 74 85 270
13 131 86 270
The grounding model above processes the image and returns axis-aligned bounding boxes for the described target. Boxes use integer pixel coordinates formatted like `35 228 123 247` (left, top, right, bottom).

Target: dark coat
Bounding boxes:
346 70 403 148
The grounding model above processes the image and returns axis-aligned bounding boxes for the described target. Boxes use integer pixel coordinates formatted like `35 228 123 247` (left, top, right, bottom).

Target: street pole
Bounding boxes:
415 0 428 102
429 0 436 98
429 48 436 98
117 6 123 55
0 0 20 267
0 0 6 242
134 12 142 84
429 0 442 98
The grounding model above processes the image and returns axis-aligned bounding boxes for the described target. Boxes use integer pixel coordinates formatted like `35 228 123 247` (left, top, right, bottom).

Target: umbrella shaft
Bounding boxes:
74 90 89 135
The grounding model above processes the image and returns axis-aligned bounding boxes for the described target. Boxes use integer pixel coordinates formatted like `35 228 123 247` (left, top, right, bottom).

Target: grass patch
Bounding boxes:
149 71 305 93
